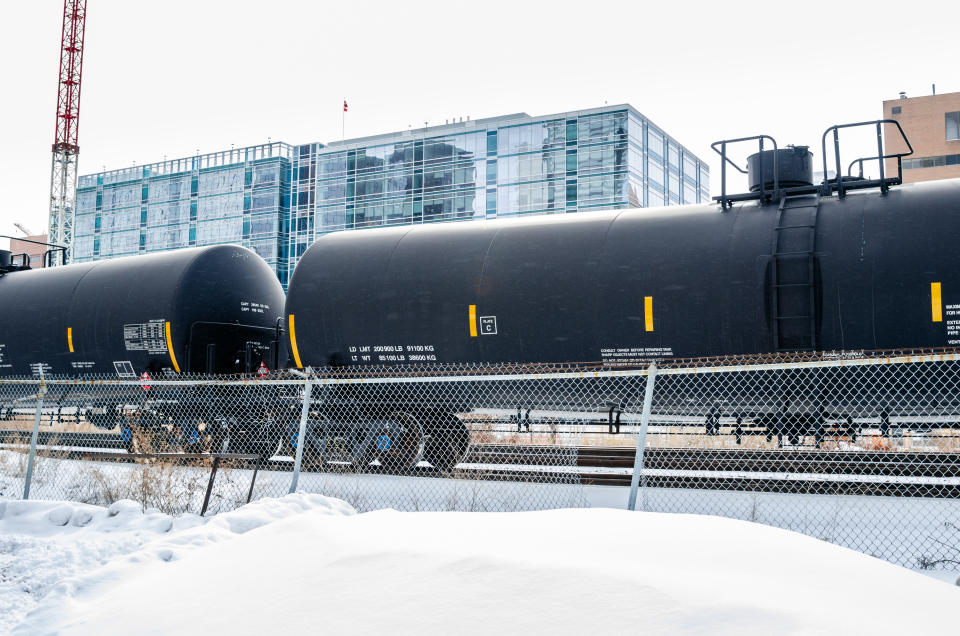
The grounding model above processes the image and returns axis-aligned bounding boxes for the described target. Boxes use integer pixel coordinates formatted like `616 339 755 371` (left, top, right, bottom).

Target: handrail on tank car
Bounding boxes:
820 119 913 199
710 135 779 210
0 252 31 272
42 247 68 268
0 235 68 268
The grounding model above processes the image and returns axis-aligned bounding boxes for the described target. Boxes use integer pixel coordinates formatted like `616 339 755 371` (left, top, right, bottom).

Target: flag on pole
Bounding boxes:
343 100 348 112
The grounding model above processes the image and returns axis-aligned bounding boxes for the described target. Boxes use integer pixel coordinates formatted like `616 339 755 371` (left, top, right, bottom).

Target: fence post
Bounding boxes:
627 363 657 511
23 373 48 500
200 456 221 516
289 369 314 494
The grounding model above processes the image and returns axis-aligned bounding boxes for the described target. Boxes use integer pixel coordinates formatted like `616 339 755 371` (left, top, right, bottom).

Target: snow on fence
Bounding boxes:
2 351 960 569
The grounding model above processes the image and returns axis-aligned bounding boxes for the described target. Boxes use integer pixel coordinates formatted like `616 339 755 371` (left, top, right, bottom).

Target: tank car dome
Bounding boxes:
747 146 813 191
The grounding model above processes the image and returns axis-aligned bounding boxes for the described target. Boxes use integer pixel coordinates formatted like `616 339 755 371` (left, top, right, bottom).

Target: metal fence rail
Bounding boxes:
2 351 959 569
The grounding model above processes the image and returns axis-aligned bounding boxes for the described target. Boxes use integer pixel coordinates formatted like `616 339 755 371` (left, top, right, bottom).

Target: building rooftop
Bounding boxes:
322 112 530 148
79 103 709 187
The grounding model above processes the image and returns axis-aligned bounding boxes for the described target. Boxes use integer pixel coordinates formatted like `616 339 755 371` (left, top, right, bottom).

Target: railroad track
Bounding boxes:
3 430 958 497
475 444 960 476
465 445 960 496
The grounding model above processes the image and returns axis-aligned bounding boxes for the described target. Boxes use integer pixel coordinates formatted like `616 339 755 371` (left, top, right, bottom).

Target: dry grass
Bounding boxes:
0 423 251 515
65 459 211 515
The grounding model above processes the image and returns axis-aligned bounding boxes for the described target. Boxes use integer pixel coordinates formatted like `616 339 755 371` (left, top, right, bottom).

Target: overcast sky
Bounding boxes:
1 0 955 245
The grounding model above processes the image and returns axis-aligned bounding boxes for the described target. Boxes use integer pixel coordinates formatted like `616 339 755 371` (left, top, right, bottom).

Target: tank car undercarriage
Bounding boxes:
0 382 472 472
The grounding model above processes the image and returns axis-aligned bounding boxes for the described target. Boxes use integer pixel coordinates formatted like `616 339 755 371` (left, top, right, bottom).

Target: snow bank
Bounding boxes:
15 502 959 635
0 494 353 633
0 499 188 633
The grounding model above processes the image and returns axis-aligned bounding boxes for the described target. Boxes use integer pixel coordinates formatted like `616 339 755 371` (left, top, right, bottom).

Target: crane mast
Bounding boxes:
48 0 87 266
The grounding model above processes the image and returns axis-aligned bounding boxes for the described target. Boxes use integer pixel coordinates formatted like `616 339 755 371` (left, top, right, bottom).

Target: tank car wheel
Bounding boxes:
423 412 470 472
364 411 425 472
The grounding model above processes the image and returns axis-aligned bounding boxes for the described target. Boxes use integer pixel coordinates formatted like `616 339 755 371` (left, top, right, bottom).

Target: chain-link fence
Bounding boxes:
0 368 595 515
2 351 960 569
629 351 960 569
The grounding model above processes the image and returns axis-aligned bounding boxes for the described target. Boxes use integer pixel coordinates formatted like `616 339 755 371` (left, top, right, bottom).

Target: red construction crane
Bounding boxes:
48 0 87 266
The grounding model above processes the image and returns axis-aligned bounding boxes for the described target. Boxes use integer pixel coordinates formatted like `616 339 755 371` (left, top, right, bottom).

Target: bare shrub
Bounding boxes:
917 522 960 570
65 458 210 515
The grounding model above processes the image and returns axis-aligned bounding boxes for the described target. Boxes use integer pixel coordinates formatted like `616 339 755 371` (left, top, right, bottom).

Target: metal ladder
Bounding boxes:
770 193 820 351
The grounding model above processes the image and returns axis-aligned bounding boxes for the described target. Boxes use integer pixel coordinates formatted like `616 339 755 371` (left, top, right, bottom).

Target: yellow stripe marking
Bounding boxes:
67 327 74 353
289 314 303 368
164 321 181 373
469 305 478 337
644 296 654 332
931 282 943 322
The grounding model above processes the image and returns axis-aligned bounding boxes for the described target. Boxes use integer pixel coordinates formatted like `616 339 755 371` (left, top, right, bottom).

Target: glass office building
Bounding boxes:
74 105 709 287
74 143 292 281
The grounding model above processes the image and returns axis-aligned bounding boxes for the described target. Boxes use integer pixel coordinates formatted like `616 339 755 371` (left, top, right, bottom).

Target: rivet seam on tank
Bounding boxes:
288 314 303 368
164 322 181 373
67 327 74 353
644 296 654 332
931 283 942 322
469 305 478 337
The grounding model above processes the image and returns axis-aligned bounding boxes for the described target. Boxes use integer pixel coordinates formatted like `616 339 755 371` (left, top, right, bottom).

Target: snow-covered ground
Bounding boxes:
6 448 960 568
2 495 958 635
0 495 352 633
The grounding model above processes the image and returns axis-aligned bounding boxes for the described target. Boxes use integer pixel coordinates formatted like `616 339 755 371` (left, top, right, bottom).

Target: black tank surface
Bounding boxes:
285 178 960 368
0 245 286 377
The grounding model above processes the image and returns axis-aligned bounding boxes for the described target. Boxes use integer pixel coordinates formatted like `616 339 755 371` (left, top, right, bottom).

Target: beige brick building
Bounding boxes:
8 234 49 268
884 91 960 183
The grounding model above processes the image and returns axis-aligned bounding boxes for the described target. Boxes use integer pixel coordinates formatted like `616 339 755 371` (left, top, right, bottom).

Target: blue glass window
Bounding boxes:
487 132 497 155
648 129 664 159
